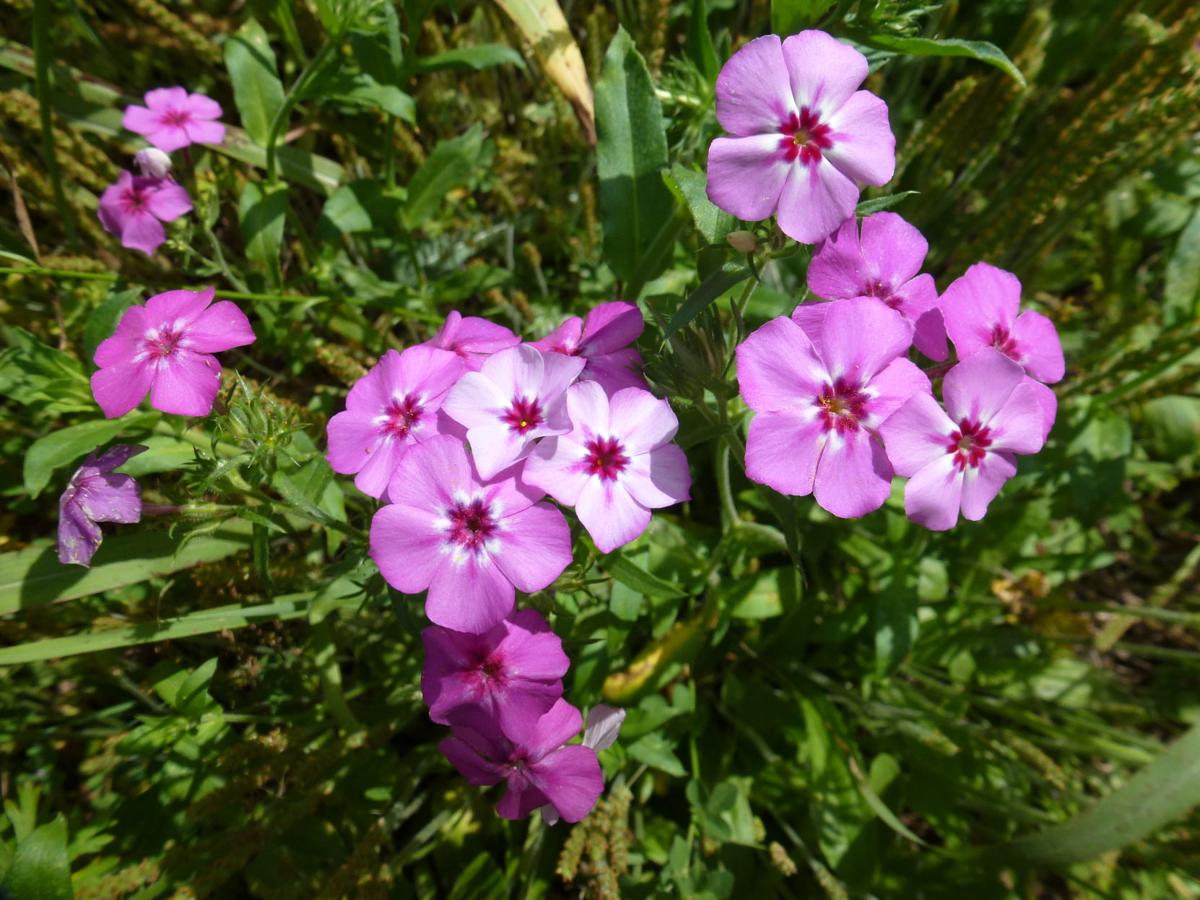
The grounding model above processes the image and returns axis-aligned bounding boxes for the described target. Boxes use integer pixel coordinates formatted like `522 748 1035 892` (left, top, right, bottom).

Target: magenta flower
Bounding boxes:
369 435 572 634
541 703 626 825
424 311 521 372
529 301 647 393
879 350 1049 531
422 608 569 734
440 699 603 822
58 445 146 566
524 381 691 553
97 171 192 257
736 297 929 518
123 87 225 152
442 345 585 479
326 346 464 500
91 288 255 419
706 31 895 245
805 212 946 360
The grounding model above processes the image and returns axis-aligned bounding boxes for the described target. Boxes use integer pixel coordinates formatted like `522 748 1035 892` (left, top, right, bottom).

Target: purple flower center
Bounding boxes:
144 327 183 360
780 108 833 165
947 419 993 470
161 108 192 128
121 187 150 215
990 325 1020 359
383 395 424 438
815 378 869 433
864 279 901 309
446 498 498 551
502 397 543 434
584 437 630 481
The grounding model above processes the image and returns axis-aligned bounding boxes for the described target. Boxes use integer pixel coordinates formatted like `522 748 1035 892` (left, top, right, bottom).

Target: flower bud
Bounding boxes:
134 147 172 179
726 230 759 254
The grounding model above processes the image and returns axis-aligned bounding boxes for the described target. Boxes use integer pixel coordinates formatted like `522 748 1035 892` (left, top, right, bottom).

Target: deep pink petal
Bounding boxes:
144 181 192 222
502 629 570 682
824 91 896 186
439 736 503 786
119 213 167 256
183 119 225 146
494 682 565 738
623 444 691 509
878 392 955 477
941 262 1022 359
393 345 465 403
187 300 255 352
776 158 860 245
503 698 582 755
75 474 141 523
706 135 792 222
735 316 826 412
531 745 603 823
714 34 796 136
780 30 868 118
148 351 221 416
85 444 147 473
943 349 1024 426
859 212 927 285
582 350 648 394
529 317 583 355
867 358 931 425
143 87 190 111
608 387 678 453
744 410 825 497
806 217 866 299
579 302 644 355
960 451 1018 522
817 297 912 384
575 477 650 553
93 306 147 367
904 455 964 531
492 502 572 593
370 502 446 594
144 288 214 327
426 556 515 634
91 363 152 419
1011 310 1065 383
353 433 406 500
813 430 892 518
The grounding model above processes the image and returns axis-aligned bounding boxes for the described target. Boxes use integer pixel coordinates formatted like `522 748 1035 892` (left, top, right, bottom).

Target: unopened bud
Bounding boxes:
726 230 758 254
134 147 172 179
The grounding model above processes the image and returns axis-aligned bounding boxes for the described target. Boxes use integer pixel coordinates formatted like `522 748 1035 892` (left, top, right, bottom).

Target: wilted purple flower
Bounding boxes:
123 87 225 152
58 445 146 566
440 699 603 822
421 608 569 735
97 171 192 257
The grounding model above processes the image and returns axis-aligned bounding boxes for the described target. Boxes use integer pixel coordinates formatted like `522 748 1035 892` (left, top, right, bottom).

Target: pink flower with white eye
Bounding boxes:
879 349 1049 531
803 212 946 360
97 171 192 257
442 345 585 480
369 435 572 634
326 346 464 501
735 297 930 518
58 444 146 567
123 87 225 152
523 382 691 553
424 310 521 372
529 301 647 393
706 31 896 245
91 288 255 419
440 699 603 823
940 262 1063 437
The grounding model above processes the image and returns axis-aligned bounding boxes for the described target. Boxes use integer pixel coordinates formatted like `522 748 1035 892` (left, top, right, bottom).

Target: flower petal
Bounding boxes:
866 357 931 425
817 297 912 384
93 305 147 367
144 181 192 222
780 30 868 118
91 362 153 419
878 391 954 477
941 262 1022 359
1012 310 1065 383
492 501 572 592
942 349 1024 426
904 454 963 531
531 745 603 823
813 429 892 518
426 554 515 634
579 301 644 355
823 91 896 186
369 502 445 593
706 134 792 223
623 444 691 509
443 371 509 429
523 437 592 506
714 34 796 136
183 119 225 146
76 474 141 523
439 736 503 786
960 451 1017 521
986 378 1050 455
119 213 167 256
148 351 221 416
57 498 102 566
859 212 927 286
609 387 678 453
576 477 650 553
353 433 406 500
187 300 255 353
744 409 825 497
735 316 826 412
776 157 860 245
386 435 473 511
806 217 866 299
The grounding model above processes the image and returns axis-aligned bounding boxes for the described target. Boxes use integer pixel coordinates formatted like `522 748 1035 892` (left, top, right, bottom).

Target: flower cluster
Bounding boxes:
98 87 225 256
330 303 685 819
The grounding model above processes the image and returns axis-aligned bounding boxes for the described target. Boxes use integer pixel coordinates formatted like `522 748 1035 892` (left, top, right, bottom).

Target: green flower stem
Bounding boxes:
265 33 344 185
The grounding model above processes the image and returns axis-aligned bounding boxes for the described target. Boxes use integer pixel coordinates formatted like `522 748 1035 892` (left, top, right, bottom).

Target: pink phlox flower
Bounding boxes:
421 608 569 735
529 301 648 393
736 297 930 518
58 444 146 567
123 87 225 152
524 381 691 553
442 345 586 479
369 435 572 634
879 349 1049 531
940 262 1063 438
97 170 192 257
541 703 626 825
91 288 255 419
706 31 896 244
326 346 464 500
439 699 604 823
805 212 946 360
424 310 521 372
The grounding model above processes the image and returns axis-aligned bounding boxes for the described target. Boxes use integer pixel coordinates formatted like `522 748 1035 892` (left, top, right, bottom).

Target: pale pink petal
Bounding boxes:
780 30 868 118
122 105 161 137
623 444 691 508
609 387 678 453
960 451 1018 522
866 357 931 425
904 454 964 531
91 362 152 419
817 297 912 384
901 278 947 361
492 502 572 592
823 91 896 186
790 301 831 340
369 502 445 593
579 302 644 355
353 435 405 500
439 737 503 786
427 555 515 634
540 351 587 405
878 392 954 476
706 134 792 222
481 344 544 401
943 349 1024 426
145 125 192 153
529 317 583 354
148 351 221 416
143 87 190 111
776 157 860 245
187 300 255 352
144 181 192 222
813 430 892 518
714 34 796 136
183 119 225 146
986 380 1050 455
444 371 509 429
565 381 610 440
859 212 927 285
941 262 1021 359
806 217 866 299
1022 377 1058 441
386 435 473 511
523 437 592 506
468 423 530 480
576 477 650 553
735 316 826 412
1011 310 1065 383
744 409 825 497
582 350 647 393
532 745 603 823
583 704 626 751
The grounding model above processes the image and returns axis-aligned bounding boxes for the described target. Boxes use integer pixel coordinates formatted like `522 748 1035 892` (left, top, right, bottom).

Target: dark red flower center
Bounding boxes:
502 397 543 434
446 498 498 551
584 436 630 481
472 652 507 687
161 108 192 128
991 324 1020 359
144 326 182 360
383 395 424 438
121 187 150 215
780 108 833 165
947 419 993 470
815 378 870 433
865 279 901 309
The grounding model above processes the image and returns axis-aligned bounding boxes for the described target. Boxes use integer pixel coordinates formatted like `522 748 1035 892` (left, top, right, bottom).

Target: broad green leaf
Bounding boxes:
311 70 416 122
4 816 72 900
417 44 525 73
318 179 404 237
224 19 286 146
238 181 288 277
628 733 688 777
0 521 254 614
596 28 674 285
864 34 1026 87
603 551 687 599
771 0 834 35
1139 395 1200 458
665 264 752 340
23 412 155 497
721 570 786 620
874 582 919 676
856 191 919 215
1164 206 1200 324
402 125 486 230
665 164 735 244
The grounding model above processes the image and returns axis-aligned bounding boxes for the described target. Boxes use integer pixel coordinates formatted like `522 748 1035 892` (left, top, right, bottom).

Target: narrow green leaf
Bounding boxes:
771 0 835 35
224 19 286 145
403 125 486 230
665 164 735 244
417 44 525 73
864 34 1026 87
665 265 751 340
856 191 919 215
1164 206 1200 325
596 27 674 284
4 816 72 900
23 412 155 497
603 551 687 599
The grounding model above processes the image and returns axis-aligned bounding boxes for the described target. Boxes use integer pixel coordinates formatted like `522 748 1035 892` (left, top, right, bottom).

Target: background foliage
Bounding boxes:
1 0 1199 896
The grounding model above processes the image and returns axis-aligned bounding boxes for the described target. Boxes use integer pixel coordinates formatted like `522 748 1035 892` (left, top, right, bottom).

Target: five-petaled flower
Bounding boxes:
97 170 192 257
803 212 947 360
440 699 604 823
326 346 464 500
91 288 256 418
369 435 572 634
879 349 1048 531
123 87 226 152
529 301 647 394
442 345 585 479
706 31 895 244
736 297 930 518
524 381 691 553
58 445 146 567
424 310 521 372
